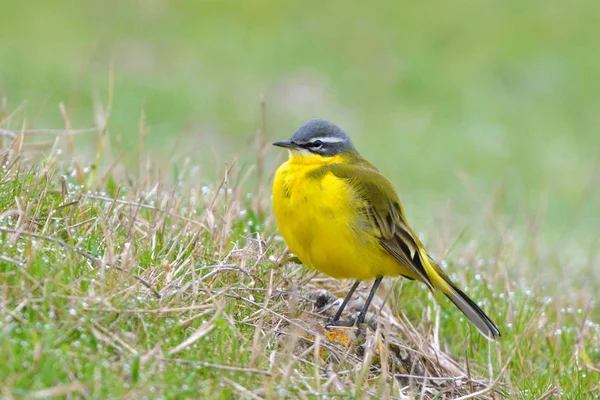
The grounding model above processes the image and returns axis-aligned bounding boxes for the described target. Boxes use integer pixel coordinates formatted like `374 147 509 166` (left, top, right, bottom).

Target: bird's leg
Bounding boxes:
326 280 360 327
355 276 383 325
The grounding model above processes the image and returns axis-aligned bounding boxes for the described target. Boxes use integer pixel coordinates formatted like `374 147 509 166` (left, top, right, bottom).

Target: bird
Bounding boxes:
271 119 500 340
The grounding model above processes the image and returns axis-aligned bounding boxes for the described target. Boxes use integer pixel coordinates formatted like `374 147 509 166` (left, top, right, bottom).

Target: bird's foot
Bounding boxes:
325 317 356 328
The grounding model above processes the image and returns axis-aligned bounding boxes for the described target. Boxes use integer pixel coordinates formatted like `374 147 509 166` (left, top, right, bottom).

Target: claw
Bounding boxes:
325 317 356 328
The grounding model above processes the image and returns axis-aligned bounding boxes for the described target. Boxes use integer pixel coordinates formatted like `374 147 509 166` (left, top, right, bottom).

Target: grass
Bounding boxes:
0 112 598 399
2 1 600 238
1 1 599 397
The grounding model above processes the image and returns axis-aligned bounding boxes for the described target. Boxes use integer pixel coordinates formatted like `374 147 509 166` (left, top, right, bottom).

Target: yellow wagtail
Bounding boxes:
272 119 500 340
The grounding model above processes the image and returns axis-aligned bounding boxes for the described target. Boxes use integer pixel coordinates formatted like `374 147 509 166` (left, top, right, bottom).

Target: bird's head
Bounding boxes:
272 119 356 164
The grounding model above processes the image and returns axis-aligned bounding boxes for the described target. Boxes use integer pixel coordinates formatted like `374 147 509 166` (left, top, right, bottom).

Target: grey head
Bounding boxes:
272 119 355 156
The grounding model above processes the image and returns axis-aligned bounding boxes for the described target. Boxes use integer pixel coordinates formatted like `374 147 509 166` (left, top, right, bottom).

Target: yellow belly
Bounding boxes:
273 161 410 280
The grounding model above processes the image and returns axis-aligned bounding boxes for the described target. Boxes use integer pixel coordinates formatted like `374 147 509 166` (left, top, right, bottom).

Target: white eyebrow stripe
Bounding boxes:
309 136 345 144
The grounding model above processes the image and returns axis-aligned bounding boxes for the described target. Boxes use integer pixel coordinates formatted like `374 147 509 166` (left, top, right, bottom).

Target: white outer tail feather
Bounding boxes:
444 285 501 340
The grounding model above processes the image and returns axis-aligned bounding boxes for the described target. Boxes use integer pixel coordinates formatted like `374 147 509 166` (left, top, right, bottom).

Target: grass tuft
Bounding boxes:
0 120 598 399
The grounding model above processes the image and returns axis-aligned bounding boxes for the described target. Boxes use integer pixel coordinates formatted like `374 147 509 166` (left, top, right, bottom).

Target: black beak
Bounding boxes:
272 140 299 149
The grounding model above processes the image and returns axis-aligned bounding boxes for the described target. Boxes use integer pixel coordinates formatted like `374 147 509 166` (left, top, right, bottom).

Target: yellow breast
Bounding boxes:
272 153 401 280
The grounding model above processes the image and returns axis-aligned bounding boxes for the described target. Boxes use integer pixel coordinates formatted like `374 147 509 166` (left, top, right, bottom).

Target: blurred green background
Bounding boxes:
1 0 599 258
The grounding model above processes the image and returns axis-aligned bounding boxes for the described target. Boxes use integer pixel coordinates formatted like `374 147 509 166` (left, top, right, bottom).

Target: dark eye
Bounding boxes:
310 140 323 149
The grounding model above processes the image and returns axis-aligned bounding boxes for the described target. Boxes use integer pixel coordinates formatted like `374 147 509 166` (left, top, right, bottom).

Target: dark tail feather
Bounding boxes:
444 285 501 340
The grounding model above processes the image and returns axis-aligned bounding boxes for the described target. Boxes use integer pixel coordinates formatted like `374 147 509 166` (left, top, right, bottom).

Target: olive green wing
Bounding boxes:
326 163 434 290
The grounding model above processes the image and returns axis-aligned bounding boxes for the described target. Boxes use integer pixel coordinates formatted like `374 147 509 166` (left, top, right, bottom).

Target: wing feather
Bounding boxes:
327 163 434 290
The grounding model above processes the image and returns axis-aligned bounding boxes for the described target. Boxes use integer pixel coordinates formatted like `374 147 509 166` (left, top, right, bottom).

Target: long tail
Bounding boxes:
424 256 501 340
444 283 501 340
